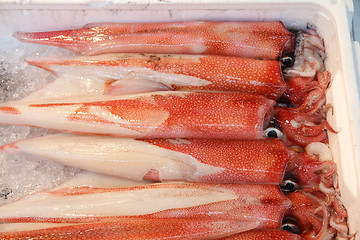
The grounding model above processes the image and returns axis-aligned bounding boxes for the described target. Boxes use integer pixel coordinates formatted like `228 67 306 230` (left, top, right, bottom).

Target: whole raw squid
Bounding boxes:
1 136 345 239
25 54 287 100
24 53 331 111
0 219 251 240
0 174 330 240
0 182 290 228
0 91 329 146
13 21 295 60
0 91 274 138
0 229 303 240
5 20 349 240
0 134 336 190
13 21 331 115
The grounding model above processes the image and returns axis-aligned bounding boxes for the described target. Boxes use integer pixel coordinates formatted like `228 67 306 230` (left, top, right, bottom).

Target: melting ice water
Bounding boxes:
0 39 79 206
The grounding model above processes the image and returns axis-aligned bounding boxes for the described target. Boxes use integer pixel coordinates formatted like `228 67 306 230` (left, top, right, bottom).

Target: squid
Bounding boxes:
0 91 329 146
25 54 287 100
0 219 253 240
13 21 295 60
4 21 349 239
0 134 336 190
0 182 290 226
24 53 331 110
1 135 346 238
14 21 330 111
0 91 275 139
0 225 307 240
0 171 332 240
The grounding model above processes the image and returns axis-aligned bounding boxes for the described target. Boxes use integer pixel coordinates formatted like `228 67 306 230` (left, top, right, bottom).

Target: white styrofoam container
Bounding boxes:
0 0 359 237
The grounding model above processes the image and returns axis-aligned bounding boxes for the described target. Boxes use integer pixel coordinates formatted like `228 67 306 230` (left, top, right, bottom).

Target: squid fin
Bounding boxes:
104 78 172 96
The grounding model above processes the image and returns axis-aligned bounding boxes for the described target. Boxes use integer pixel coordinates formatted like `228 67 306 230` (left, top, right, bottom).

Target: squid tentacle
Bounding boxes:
303 188 351 239
284 30 326 78
285 191 330 240
281 28 330 110
290 88 326 114
272 108 330 147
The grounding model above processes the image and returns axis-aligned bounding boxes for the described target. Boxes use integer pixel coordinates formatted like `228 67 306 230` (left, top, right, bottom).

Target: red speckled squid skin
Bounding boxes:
219 230 301 240
0 183 291 239
26 54 286 100
0 135 333 188
0 92 275 139
141 138 295 183
13 21 295 59
0 218 250 240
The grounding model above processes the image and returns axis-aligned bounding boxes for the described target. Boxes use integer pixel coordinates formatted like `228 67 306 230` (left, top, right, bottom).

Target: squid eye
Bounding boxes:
281 217 300 234
281 222 300 234
281 56 294 67
280 179 299 193
264 128 283 139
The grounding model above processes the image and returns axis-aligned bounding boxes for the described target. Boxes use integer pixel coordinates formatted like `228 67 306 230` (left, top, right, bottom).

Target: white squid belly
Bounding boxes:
1 134 223 181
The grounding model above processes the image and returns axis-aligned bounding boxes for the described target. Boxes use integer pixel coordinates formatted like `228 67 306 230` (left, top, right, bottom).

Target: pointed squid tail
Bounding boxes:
0 106 21 115
0 142 19 152
24 58 58 74
13 30 88 54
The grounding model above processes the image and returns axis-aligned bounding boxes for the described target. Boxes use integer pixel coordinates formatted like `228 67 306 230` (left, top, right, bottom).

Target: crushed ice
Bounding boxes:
0 40 79 206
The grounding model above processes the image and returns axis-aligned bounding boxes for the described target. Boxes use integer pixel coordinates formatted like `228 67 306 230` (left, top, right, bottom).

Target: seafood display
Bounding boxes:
0 20 352 239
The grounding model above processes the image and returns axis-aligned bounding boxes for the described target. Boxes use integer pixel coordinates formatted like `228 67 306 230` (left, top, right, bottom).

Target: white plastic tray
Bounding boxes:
0 0 359 236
